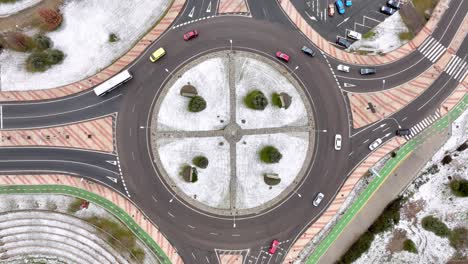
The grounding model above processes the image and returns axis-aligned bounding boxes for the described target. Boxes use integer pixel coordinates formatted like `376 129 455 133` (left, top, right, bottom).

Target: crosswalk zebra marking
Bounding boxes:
418 36 446 63
405 111 441 140
444 55 467 82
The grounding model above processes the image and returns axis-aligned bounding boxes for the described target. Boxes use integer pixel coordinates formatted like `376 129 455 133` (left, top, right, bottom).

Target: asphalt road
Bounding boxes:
0 0 466 263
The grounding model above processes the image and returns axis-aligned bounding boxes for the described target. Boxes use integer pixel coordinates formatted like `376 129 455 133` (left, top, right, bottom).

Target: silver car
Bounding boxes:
313 193 325 207
369 138 383 150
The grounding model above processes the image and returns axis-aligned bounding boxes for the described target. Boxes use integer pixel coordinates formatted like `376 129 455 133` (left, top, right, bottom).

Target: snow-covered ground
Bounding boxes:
236 132 309 209
157 58 230 131
349 12 410 54
157 136 231 208
355 110 468 263
0 0 40 17
0 0 170 91
235 57 308 129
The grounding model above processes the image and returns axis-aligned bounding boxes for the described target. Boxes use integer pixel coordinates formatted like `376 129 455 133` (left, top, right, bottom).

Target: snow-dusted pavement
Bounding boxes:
356 110 468 263
0 0 170 91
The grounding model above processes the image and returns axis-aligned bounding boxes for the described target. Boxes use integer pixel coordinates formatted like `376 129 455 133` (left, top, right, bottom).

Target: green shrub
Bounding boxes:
192 156 208 169
338 231 374 264
33 34 52 51
192 168 198 182
244 90 268 110
67 198 86 213
0 0 19 3
368 197 402 234
403 239 418 253
399 31 414 41
26 49 65 72
449 227 468 250
449 179 468 197
442 155 452 165
109 33 119 43
260 146 282 164
188 96 207 112
272 93 282 107
421 215 450 237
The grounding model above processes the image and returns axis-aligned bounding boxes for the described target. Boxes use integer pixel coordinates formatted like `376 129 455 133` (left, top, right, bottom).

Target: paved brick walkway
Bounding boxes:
0 0 186 102
441 81 468 115
284 137 406 263
349 14 468 128
218 0 249 14
278 0 451 65
220 254 243 264
0 174 183 264
0 115 115 153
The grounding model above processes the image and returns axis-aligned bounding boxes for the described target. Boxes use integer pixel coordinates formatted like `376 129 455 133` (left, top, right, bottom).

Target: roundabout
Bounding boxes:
150 50 315 215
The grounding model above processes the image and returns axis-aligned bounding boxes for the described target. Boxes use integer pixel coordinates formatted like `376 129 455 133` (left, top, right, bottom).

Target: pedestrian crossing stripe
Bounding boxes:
418 36 446 63
444 55 468 82
405 111 441 140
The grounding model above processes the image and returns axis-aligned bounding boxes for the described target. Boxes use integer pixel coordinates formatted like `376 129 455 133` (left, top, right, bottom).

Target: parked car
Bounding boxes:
387 0 401 9
347 30 362 40
276 51 290 62
335 134 342 150
149 47 166 62
183 30 198 41
369 138 383 150
345 0 352 7
336 36 352 48
337 64 350 72
269 240 280 254
360 68 376 75
328 4 335 16
380 6 396 15
313 193 325 207
335 0 345 14
301 46 316 57
396 129 410 136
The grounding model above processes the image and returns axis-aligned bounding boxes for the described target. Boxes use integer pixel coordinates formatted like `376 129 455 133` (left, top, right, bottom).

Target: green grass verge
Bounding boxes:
399 31 415 41
362 31 376 39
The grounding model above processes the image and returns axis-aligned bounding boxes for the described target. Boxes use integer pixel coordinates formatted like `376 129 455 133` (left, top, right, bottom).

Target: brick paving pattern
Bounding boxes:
441 79 468 115
0 174 183 264
348 14 467 128
0 0 187 102
0 116 115 153
284 137 406 263
220 254 243 264
278 0 451 65
218 0 249 14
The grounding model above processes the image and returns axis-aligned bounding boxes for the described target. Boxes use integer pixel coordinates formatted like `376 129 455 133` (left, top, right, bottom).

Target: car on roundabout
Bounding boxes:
313 193 325 206
360 68 376 75
276 51 290 62
301 46 316 57
337 64 350 72
335 134 342 150
269 239 280 254
183 29 198 41
369 138 383 150
150 47 166 62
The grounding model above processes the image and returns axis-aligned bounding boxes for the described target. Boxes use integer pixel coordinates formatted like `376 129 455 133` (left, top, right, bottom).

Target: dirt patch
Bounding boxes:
386 228 408 253
0 0 63 33
401 199 425 223
400 0 438 36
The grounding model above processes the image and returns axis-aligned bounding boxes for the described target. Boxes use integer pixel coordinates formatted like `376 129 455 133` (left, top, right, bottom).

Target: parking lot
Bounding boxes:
291 0 391 48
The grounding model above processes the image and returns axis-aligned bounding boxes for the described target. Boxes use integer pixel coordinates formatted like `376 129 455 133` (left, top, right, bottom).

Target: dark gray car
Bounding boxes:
360 68 376 75
301 46 316 57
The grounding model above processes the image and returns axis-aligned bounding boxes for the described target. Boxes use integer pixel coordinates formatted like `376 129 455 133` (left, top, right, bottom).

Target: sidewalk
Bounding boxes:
318 125 450 263
0 174 183 264
0 0 186 102
278 0 452 65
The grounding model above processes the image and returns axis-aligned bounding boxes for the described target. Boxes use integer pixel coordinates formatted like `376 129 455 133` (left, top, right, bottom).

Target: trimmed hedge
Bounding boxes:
272 93 282 107
449 179 468 197
421 215 450 237
260 146 282 164
33 34 52 51
403 239 418 253
192 156 209 169
188 96 207 112
244 90 268 110
109 33 119 43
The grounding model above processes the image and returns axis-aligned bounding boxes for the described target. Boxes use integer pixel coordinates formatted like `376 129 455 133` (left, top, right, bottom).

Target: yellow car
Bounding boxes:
150 47 166 62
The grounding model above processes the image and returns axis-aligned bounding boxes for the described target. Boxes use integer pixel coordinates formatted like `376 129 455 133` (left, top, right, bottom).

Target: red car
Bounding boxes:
268 239 280 254
183 30 198 41
276 51 290 62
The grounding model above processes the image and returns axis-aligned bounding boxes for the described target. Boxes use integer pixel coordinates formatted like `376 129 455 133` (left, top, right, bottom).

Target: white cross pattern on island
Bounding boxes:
444 55 468 82
418 36 446 63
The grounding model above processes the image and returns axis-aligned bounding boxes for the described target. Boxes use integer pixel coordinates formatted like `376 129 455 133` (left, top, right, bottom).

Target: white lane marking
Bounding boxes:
206 1 211 12
444 55 458 72
430 46 446 62
453 61 467 79
337 17 350 27
168 212 175 218
188 7 195 18
106 176 118 183
106 160 117 165
187 224 195 229
191 252 196 259
0 105 3 129
209 232 218 235
152 196 158 203
418 37 434 53
131 151 135 160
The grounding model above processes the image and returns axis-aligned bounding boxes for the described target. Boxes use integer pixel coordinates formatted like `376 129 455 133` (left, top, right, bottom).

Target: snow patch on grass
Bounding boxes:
236 132 308 209
0 0 40 17
157 137 231 208
0 0 170 91
157 58 230 131
235 57 308 129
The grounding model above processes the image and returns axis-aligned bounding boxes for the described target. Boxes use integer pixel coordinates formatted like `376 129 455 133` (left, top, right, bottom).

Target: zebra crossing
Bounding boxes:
418 36 446 63
404 111 441 140
444 55 468 82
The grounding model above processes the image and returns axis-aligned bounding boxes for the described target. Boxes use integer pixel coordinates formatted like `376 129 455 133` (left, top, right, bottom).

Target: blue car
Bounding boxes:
345 0 352 6
335 0 345 14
